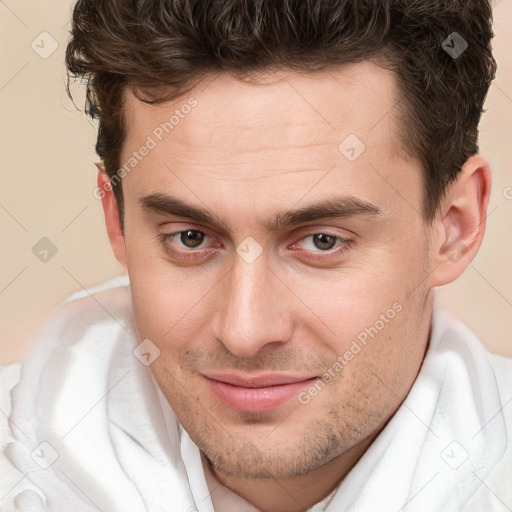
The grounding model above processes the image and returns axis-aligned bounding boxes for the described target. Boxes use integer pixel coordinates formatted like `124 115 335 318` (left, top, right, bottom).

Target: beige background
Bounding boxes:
1 1 511 365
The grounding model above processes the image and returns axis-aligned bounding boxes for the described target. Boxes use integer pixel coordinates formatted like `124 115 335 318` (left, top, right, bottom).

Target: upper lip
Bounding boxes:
202 373 316 388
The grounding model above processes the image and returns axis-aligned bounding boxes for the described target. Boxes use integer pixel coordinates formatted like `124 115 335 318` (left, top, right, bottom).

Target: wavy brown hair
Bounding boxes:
66 0 497 225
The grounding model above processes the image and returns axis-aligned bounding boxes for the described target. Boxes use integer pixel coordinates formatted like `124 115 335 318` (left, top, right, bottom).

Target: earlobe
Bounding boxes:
429 154 491 288
96 163 127 267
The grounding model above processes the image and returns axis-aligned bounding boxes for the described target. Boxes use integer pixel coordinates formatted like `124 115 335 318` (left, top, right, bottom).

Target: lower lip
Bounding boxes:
204 377 317 413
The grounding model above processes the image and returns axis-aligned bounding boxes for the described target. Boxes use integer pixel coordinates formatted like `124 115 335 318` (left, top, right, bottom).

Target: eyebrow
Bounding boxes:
140 193 381 231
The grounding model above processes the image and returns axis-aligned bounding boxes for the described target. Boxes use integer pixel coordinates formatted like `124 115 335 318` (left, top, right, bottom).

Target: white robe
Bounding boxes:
1 275 511 511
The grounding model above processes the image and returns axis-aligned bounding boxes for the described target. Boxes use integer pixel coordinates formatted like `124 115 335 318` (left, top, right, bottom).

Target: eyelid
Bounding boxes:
161 228 217 250
158 226 354 261
161 226 349 245
290 231 351 251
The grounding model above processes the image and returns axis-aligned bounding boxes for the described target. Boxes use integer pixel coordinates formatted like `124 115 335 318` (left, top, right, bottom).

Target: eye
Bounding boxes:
289 231 353 261
177 229 207 249
158 229 220 262
157 227 352 265
297 233 348 252
303 233 339 251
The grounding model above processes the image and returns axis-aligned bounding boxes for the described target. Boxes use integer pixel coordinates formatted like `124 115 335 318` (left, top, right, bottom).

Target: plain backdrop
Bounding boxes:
1 0 511 364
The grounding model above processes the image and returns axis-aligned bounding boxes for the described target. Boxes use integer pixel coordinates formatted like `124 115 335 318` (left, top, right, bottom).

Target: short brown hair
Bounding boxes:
66 0 497 225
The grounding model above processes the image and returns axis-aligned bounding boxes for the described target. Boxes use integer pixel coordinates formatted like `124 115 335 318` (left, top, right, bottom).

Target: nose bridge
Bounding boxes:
214 254 292 357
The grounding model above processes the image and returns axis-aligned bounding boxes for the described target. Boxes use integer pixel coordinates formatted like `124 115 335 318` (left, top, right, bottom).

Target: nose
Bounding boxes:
212 252 294 358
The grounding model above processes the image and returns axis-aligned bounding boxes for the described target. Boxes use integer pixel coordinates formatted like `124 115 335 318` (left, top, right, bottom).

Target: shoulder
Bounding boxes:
0 275 132 509
0 362 48 508
486 351 512 393
486 350 512 443
434 309 512 416
0 362 22 453
463 349 512 511
436 310 512 410
434 311 512 511
485 351 512 452
19 274 132 363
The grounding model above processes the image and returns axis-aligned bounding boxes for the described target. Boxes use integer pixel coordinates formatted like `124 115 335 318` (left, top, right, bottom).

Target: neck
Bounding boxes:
204 432 377 512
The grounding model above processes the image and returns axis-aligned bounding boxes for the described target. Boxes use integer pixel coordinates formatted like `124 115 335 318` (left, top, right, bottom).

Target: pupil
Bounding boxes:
181 230 204 248
313 234 336 250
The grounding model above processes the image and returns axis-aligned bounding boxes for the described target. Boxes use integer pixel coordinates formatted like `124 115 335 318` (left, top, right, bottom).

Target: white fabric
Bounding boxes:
1 275 511 511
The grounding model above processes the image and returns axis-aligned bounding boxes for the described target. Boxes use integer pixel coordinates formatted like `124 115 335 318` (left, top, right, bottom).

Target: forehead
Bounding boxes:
123 61 405 159
120 61 421 223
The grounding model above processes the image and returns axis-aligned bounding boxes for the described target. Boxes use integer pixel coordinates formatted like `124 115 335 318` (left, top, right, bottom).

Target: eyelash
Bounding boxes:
157 231 219 262
158 229 353 263
290 231 353 261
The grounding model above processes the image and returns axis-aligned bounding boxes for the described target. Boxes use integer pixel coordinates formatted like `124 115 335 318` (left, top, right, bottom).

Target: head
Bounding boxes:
66 0 495 480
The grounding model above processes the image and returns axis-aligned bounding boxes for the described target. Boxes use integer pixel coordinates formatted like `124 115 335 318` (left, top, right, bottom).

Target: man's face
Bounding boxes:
119 62 434 478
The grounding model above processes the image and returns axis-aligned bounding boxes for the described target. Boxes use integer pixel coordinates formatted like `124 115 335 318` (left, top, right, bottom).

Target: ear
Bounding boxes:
96 163 127 267
429 154 491 287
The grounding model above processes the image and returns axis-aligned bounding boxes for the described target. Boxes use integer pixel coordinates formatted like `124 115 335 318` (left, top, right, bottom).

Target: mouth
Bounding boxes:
201 372 318 413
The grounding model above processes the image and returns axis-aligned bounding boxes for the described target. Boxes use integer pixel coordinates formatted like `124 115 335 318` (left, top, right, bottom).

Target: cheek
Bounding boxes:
291 259 417 347
129 272 203 347
122 215 200 342
127 260 224 376
295 238 429 376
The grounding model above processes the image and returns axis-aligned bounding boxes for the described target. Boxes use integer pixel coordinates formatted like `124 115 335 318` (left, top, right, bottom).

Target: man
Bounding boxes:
1 0 511 510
